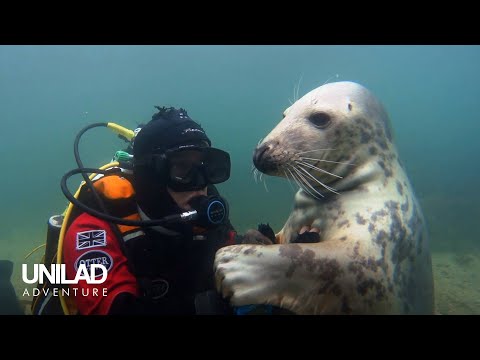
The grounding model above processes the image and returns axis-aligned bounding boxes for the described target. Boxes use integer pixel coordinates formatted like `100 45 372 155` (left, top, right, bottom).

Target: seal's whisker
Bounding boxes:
253 168 259 183
293 81 297 103
287 165 307 190
295 160 343 179
283 168 297 192
301 157 356 166
259 172 263 182
298 74 304 100
288 166 320 200
296 164 340 195
297 164 340 194
294 73 303 102
257 137 264 146
322 73 339 86
297 164 340 195
295 149 337 155
292 167 325 200
286 168 301 190
263 176 269 193
290 165 325 199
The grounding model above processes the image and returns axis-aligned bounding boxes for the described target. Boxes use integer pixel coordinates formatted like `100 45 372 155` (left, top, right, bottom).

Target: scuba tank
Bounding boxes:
32 122 137 315
29 215 65 315
44 215 64 267
31 214 65 314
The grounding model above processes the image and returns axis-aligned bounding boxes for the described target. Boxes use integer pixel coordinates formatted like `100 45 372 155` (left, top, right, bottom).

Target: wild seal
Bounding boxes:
214 81 434 314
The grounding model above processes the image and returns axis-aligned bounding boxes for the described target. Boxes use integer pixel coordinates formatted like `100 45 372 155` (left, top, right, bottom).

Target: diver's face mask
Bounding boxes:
144 146 231 192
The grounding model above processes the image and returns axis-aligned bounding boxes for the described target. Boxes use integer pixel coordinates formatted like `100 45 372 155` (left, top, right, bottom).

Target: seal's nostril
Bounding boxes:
257 146 268 162
253 144 269 168
253 143 279 174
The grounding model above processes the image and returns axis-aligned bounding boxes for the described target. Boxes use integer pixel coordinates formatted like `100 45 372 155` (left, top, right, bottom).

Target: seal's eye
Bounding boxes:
309 112 331 129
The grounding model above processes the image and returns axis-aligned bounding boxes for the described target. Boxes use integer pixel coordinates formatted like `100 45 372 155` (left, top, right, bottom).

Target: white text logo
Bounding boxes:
22 264 107 285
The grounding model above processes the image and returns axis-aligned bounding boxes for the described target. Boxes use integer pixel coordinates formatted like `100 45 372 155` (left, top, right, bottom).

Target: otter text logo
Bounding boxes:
182 128 205 135
22 264 107 285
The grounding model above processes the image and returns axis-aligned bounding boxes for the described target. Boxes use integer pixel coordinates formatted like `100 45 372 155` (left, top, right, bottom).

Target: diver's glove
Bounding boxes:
292 227 321 243
257 223 276 242
235 223 276 245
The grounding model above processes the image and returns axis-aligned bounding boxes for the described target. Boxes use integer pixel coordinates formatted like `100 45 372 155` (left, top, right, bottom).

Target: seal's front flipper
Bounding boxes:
0 260 24 315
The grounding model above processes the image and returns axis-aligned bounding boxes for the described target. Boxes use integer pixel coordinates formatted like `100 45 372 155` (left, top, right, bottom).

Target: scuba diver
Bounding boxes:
31 106 273 315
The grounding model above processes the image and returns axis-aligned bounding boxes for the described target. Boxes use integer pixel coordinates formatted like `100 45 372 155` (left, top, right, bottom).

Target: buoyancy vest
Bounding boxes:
31 168 235 315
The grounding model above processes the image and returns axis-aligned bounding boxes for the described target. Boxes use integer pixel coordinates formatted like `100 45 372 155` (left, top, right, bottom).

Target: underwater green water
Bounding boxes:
1 45 479 314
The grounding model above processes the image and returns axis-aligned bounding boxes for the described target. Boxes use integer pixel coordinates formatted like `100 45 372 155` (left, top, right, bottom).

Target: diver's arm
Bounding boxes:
63 213 139 315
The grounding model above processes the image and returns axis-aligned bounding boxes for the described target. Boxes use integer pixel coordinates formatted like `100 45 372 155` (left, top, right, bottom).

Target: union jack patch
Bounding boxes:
76 230 107 250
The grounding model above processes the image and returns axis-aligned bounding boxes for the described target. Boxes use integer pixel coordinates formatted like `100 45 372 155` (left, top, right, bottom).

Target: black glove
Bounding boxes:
257 223 276 243
233 223 277 245
291 231 320 243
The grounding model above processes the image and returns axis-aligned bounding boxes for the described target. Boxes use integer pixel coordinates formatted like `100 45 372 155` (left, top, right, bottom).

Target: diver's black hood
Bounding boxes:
133 107 211 159
132 107 210 228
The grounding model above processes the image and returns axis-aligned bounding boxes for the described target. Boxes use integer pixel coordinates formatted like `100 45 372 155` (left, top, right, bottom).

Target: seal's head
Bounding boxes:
253 81 395 197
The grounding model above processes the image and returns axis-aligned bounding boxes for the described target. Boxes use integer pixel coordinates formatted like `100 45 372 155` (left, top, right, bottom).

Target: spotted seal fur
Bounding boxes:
214 81 434 314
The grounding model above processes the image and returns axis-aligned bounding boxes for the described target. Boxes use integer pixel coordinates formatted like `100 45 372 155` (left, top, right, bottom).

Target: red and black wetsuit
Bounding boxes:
63 174 236 315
